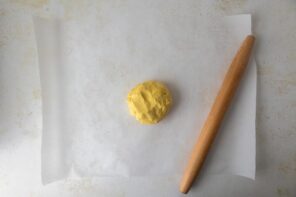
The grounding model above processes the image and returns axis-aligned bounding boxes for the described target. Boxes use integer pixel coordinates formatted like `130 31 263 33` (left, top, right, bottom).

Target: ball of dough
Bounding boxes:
127 81 172 124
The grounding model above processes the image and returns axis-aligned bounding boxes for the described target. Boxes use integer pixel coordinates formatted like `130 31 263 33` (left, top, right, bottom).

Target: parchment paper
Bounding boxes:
34 7 256 184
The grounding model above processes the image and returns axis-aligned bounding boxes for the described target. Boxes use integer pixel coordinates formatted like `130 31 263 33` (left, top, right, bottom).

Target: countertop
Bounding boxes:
0 0 295 196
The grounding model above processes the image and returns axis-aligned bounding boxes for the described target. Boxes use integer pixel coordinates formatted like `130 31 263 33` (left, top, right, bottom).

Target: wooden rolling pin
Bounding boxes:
179 35 255 194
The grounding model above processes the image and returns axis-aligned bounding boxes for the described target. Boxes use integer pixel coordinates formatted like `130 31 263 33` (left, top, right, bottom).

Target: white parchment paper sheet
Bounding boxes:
34 5 256 184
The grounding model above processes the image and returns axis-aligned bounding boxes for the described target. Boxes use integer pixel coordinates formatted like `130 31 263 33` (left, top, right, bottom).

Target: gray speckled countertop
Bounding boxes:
0 0 295 196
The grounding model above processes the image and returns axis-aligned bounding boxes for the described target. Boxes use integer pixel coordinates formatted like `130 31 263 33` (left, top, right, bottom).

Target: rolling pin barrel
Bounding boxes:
180 35 255 194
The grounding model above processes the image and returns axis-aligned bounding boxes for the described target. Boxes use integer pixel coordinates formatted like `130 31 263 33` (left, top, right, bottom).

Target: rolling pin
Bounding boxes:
179 35 255 194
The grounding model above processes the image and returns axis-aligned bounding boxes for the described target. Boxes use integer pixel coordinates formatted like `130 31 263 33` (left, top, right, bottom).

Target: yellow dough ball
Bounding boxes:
127 81 172 124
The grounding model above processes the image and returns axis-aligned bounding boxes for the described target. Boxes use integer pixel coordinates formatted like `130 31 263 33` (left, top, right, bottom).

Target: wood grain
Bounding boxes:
179 35 255 194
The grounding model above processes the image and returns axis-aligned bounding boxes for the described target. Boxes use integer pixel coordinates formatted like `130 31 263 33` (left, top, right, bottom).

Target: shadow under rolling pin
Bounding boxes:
179 35 255 194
